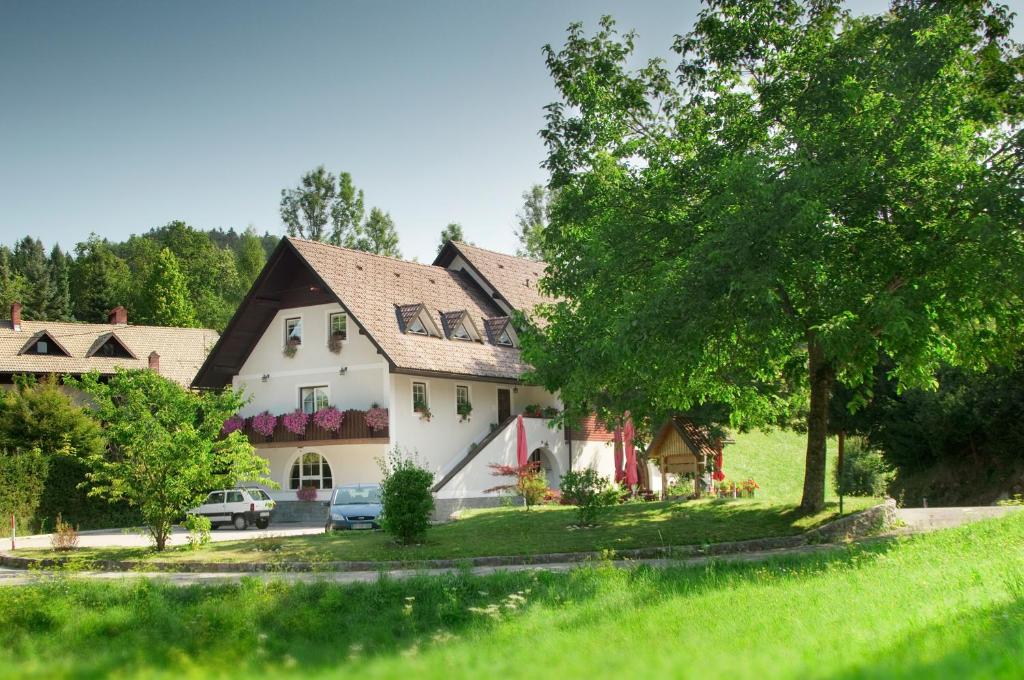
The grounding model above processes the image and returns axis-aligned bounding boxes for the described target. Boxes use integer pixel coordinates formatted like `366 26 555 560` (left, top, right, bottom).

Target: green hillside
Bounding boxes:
723 429 840 504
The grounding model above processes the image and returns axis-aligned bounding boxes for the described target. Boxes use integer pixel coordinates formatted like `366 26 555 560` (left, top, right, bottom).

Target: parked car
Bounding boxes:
326 484 382 531
187 487 275 530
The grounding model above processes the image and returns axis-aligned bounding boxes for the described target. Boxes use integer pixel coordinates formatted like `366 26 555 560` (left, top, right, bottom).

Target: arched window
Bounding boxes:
289 452 333 490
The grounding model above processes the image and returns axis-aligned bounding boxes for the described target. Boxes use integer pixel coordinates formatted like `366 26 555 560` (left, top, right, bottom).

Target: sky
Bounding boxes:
0 0 927 262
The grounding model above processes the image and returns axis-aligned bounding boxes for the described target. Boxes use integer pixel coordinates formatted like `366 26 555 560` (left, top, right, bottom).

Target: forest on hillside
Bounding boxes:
0 223 278 331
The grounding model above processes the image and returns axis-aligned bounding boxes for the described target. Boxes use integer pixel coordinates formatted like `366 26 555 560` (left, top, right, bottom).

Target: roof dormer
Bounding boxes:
18 330 71 357
483 316 517 348
440 311 482 342
87 332 137 359
396 303 441 338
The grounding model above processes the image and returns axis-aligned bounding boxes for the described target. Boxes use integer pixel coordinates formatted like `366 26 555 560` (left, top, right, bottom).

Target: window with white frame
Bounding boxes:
299 386 329 414
407 317 427 335
456 385 470 413
496 328 513 346
285 317 302 346
451 322 471 340
289 451 333 490
329 312 347 341
412 381 428 412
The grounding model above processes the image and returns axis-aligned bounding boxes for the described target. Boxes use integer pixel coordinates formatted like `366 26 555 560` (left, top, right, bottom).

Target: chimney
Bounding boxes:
148 351 160 373
108 306 128 325
10 302 21 332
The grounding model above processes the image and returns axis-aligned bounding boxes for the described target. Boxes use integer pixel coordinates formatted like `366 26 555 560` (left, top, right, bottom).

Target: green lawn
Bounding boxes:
2 513 1022 679
725 428 840 504
18 496 877 566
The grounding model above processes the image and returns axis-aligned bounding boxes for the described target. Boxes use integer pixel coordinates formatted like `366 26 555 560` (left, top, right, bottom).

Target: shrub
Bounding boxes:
0 447 47 537
50 513 79 551
378 448 434 544
183 514 211 550
835 437 892 497
296 486 318 502
560 468 615 526
485 463 547 510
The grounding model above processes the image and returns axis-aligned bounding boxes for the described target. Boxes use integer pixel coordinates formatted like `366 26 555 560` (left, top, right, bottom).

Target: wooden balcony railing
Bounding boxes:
242 409 389 446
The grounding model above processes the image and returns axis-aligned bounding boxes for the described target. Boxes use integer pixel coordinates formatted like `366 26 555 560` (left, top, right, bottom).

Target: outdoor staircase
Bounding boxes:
271 500 328 524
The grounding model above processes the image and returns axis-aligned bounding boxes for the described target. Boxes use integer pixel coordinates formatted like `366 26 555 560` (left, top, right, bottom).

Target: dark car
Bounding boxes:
325 484 382 531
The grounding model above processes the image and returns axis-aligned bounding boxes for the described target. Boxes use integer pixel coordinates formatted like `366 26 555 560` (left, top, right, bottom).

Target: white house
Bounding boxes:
193 237 648 516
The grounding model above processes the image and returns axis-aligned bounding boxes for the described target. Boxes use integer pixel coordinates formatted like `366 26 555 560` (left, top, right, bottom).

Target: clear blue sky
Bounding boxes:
2 0 916 261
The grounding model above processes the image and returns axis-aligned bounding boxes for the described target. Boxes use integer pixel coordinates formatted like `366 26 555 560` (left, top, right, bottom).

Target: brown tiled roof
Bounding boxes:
0 319 219 386
288 238 530 380
439 242 553 316
648 415 721 460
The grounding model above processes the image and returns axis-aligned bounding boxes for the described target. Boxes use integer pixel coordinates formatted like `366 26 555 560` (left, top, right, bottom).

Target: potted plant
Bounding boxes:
220 414 244 436
364 404 389 432
296 486 318 502
251 411 277 441
523 403 542 417
282 409 309 437
283 336 300 358
312 406 344 432
457 401 473 422
328 330 344 354
414 399 432 421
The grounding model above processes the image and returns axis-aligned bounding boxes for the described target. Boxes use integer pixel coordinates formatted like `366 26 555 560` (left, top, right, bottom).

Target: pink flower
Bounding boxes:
312 406 344 432
364 407 389 431
251 411 277 437
282 409 309 436
221 414 244 436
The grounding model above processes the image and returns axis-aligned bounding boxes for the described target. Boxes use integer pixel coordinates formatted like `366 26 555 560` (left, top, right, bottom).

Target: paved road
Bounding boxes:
894 505 1021 531
0 543 850 587
5 522 325 551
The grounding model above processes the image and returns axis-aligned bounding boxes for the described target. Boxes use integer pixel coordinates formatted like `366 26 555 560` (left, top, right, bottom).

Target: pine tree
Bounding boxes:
0 246 28 312
12 237 53 320
71 235 132 323
235 226 266 293
48 245 73 321
354 208 401 258
140 248 198 327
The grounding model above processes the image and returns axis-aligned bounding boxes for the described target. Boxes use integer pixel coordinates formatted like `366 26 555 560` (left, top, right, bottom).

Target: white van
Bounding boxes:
187 487 275 530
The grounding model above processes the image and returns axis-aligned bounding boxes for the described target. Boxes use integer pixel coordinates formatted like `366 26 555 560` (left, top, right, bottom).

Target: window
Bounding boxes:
94 336 134 358
300 386 329 414
285 317 302 346
412 382 428 412
451 323 471 341
496 329 513 347
226 490 244 503
206 492 225 505
290 452 333 490
329 312 347 341
456 385 470 411
407 317 427 335
36 340 48 354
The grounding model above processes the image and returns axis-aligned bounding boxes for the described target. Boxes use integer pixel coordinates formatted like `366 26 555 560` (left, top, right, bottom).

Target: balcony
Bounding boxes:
236 408 390 447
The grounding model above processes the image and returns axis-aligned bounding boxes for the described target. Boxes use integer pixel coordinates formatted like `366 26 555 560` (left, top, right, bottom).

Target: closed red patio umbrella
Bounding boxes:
624 411 638 488
516 414 528 468
613 425 625 483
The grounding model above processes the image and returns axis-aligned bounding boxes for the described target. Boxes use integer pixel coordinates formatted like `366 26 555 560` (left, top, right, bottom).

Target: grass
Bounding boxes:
726 428 841 504
1 513 1022 679
16 496 877 566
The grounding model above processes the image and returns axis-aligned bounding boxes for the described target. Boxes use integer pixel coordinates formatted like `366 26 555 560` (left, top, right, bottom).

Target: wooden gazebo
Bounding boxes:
647 415 722 498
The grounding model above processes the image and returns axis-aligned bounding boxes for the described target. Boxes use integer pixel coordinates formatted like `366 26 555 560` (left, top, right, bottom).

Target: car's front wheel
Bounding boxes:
232 514 248 530
255 518 269 530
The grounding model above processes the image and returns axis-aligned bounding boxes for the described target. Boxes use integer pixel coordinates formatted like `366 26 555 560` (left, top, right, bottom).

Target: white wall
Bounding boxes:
233 303 389 417
253 442 390 501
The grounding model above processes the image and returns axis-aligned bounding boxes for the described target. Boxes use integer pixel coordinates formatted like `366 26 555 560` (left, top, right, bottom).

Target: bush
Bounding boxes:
560 468 615 526
835 437 892 497
0 447 47 537
378 448 434 544
184 514 211 550
485 463 547 510
50 514 79 551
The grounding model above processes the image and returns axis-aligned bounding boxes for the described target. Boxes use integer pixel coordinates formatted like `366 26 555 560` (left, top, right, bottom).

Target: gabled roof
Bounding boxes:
86 331 138 359
648 415 722 460
18 330 72 357
194 238 532 387
0 319 218 386
434 241 553 316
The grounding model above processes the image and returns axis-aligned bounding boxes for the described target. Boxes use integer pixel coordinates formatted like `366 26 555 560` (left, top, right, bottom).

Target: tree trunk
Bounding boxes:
800 336 835 513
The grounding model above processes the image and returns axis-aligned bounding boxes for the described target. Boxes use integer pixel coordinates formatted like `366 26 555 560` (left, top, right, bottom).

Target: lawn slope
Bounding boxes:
1 514 1022 679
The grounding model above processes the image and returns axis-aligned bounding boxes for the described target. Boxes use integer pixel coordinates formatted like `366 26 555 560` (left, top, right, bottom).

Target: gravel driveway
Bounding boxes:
5 522 325 551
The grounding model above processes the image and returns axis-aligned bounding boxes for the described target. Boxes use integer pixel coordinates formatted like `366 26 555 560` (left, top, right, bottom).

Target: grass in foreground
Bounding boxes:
2 513 1022 679
18 496 877 566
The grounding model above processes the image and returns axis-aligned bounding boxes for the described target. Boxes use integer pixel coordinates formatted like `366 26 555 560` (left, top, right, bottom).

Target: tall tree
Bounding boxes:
235 226 267 293
0 246 28 313
438 222 466 253
527 4 1024 512
47 245 73 321
331 171 366 247
11 237 53 320
139 248 199 327
70 235 131 323
280 166 337 241
515 184 554 260
354 208 401 257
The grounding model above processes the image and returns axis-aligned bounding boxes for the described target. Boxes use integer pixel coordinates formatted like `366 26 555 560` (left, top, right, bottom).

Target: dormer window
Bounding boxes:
483 316 516 348
86 332 136 359
440 310 480 342
407 317 427 335
451 323 471 341
397 303 441 337
19 331 71 357
496 329 513 347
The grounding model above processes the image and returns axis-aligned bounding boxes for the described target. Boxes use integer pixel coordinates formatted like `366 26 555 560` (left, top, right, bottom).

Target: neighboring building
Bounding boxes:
193 237 646 515
0 303 218 387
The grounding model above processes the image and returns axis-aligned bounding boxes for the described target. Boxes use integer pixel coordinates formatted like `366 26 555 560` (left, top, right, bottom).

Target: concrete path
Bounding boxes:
0 542 850 588
5 522 325 551
894 505 1021 531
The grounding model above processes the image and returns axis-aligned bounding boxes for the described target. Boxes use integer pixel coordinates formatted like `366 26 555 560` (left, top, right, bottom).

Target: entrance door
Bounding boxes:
497 388 511 423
